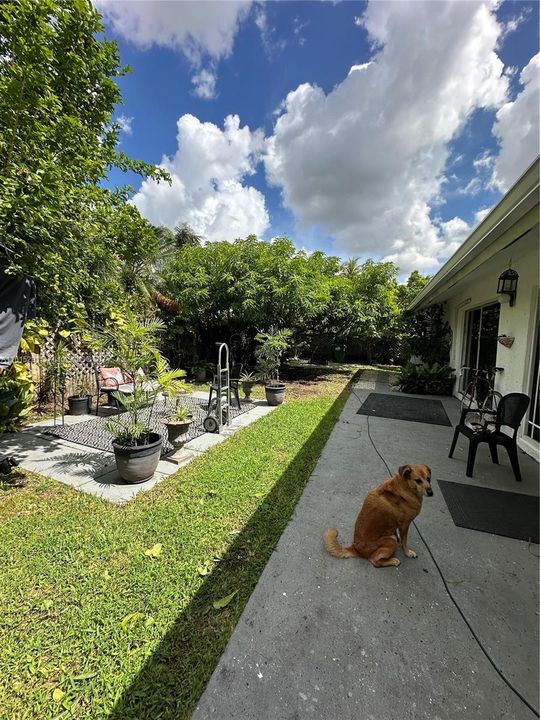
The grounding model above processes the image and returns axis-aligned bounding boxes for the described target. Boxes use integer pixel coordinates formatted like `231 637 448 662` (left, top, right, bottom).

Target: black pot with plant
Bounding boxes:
164 404 194 447
68 384 91 415
191 364 207 382
103 316 187 483
255 328 292 406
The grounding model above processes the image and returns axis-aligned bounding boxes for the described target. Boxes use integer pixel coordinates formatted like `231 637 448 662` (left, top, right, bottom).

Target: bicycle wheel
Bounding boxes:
481 390 502 414
460 381 476 413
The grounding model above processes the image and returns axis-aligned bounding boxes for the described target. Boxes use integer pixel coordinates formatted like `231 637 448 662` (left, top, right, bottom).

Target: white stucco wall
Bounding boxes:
443 225 539 458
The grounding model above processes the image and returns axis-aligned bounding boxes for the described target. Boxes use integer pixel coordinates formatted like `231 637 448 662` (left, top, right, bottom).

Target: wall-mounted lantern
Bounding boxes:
497 267 519 307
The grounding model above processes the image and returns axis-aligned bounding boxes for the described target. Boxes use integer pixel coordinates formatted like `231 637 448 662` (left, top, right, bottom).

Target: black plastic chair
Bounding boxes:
449 393 530 481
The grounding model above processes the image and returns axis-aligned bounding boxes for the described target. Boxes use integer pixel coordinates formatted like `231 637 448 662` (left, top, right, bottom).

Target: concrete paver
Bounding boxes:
1 399 276 504
193 372 539 720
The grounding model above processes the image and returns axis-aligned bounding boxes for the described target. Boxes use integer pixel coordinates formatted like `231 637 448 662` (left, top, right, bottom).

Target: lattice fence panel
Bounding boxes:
24 337 113 401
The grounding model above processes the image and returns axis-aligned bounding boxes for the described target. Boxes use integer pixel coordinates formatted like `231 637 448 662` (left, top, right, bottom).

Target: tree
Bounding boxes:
0 0 169 323
174 223 203 249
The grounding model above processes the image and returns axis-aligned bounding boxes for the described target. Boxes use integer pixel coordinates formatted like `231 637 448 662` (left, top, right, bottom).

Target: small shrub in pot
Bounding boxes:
67 383 92 415
102 316 187 483
164 403 194 447
239 371 258 400
255 328 292 406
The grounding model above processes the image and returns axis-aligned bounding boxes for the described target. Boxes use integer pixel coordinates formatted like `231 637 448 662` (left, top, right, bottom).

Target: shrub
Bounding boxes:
254 328 292 383
396 362 455 396
0 362 35 432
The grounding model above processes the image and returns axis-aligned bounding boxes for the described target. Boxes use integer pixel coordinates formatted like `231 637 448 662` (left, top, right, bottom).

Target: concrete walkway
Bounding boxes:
0 394 275 503
193 372 539 720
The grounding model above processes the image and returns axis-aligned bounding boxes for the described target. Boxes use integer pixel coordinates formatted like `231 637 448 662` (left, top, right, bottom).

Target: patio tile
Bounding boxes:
162 448 198 467
80 470 168 504
2 400 278 503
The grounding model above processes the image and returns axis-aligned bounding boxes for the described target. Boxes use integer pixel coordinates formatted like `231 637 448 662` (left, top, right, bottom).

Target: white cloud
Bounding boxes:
116 114 133 135
192 67 217 99
473 150 495 171
457 177 482 196
264 1 508 274
132 114 269 242
94 0 252 99
474 207 492 224
500 8 531 41
491 53 540 191
254 5 286 57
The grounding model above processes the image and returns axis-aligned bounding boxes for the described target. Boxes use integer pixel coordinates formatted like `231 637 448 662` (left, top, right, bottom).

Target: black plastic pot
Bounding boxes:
68 395 91 415
265 383 285 406
165 419 193 446
112 432 162 484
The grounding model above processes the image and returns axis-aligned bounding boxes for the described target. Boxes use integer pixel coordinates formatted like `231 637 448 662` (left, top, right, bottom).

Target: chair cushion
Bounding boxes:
99 367 124 388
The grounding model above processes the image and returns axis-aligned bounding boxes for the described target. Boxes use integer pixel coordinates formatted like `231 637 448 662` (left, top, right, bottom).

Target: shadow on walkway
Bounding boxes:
107 376 358 720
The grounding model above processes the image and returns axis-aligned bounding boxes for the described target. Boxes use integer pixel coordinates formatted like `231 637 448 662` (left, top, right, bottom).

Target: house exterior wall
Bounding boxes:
443 224 539 459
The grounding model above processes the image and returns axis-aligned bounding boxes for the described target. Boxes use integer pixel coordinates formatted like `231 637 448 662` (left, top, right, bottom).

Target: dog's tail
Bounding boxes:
323 528 359 559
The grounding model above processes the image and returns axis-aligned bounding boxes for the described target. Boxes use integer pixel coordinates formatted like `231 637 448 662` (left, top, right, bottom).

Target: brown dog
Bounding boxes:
324 464 433 568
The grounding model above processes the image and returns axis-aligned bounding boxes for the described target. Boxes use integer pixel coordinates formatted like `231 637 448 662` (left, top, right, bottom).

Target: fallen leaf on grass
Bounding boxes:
196 562 213 576
212 590 238 610
52 688 65 702
144 543 163 558
120 612 143 631
70 671 97 681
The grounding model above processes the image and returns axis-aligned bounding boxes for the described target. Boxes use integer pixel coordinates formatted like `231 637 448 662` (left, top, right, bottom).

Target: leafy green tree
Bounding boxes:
174 223 203 248
0 0 168 323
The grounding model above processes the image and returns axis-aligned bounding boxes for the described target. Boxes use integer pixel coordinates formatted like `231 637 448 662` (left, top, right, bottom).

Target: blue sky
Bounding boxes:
98 1 539 276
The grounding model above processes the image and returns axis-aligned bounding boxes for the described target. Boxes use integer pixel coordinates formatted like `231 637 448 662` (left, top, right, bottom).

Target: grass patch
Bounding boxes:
0 367 359 719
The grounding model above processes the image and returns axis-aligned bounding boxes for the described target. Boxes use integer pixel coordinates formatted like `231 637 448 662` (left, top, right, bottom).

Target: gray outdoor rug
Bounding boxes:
45 396 256 457
357 392 451 426
438 480 539 543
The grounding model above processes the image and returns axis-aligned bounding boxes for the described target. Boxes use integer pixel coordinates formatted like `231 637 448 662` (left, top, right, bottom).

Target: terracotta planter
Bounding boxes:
112 432 162 484
265 383 285 406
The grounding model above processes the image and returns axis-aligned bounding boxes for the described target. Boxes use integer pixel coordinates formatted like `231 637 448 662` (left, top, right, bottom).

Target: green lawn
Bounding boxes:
0 367 358 719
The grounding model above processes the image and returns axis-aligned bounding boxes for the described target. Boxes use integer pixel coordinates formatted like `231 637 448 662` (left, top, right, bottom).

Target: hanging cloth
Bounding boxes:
0 267 37 369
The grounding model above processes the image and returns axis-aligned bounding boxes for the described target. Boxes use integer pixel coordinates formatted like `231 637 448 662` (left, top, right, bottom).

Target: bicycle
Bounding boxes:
459 366 504 431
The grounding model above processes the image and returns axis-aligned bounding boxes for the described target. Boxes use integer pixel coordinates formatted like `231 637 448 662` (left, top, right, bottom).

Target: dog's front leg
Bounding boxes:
399 522 416 558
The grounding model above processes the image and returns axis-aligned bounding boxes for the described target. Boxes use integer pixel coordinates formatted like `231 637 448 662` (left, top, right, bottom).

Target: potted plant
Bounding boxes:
255 328 292 406
239 371 258 400
191 363 207 382
164 403 194 447
102 316 187 483
67 384 91 415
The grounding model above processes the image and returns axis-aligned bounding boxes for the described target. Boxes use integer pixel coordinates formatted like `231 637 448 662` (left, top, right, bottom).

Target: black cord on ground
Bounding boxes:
356 400 540 719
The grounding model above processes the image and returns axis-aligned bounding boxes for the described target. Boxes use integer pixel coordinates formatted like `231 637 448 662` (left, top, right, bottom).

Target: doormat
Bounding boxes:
45 396 256 457
357 393 451 426
438 480 539 544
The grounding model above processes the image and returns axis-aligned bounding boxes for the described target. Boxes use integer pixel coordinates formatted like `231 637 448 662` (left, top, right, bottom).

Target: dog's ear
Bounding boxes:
399 465 412 479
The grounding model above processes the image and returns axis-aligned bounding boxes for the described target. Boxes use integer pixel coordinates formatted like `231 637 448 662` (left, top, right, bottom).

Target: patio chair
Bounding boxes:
207 363 242 411
448 392 530 481
94 366 134 415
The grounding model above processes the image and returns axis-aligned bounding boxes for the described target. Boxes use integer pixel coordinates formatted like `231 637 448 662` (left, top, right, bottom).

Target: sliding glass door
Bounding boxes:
526 301 539 442
461 302 500 390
